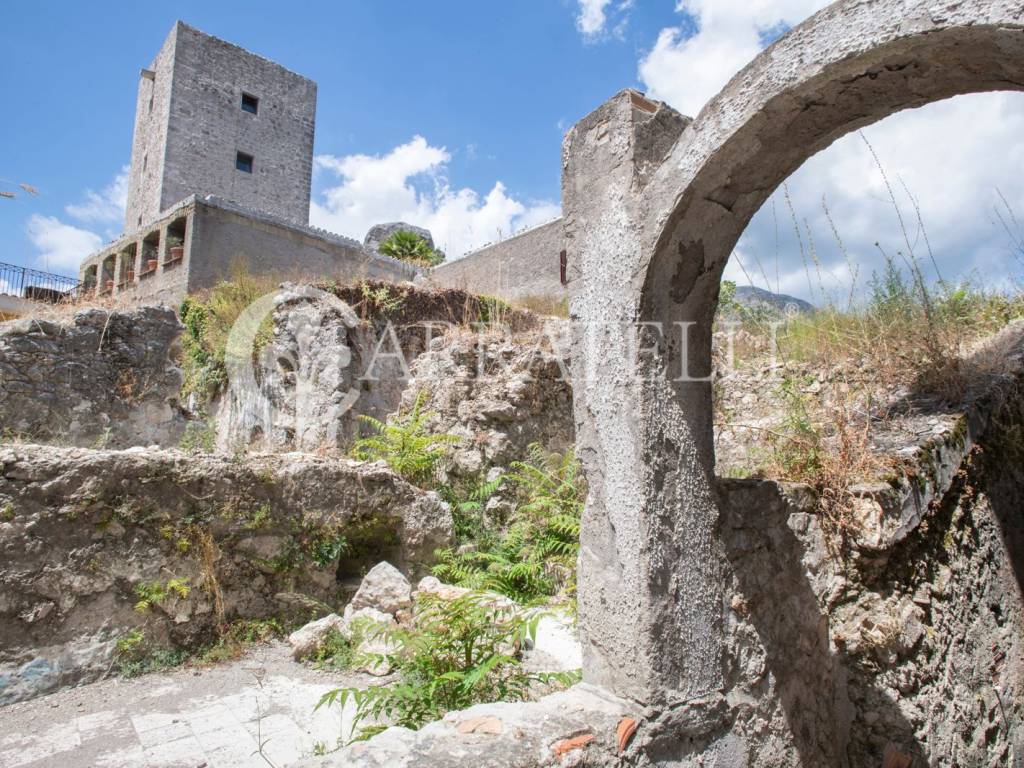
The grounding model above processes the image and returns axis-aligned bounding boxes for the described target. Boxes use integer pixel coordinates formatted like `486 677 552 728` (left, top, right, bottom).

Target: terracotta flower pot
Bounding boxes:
147 259 158 271
169 245 184 260
105 279 114 291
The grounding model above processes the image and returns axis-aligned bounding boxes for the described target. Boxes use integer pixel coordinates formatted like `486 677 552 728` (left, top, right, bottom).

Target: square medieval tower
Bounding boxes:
123 22 317 232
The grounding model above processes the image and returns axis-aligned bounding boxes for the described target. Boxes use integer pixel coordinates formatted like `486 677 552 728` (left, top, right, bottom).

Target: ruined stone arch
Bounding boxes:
562 0 1024 748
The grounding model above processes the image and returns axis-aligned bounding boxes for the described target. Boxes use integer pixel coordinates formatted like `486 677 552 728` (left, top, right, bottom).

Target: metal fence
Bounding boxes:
0 262 83 304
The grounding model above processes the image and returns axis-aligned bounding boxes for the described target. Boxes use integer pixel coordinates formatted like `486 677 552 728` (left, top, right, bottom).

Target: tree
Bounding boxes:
378 230 445 267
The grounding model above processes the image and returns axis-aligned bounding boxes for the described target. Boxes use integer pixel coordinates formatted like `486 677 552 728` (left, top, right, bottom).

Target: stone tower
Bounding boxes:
123 21 316 231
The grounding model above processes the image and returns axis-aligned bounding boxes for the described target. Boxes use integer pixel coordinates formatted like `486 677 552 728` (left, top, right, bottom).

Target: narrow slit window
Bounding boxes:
235 151 254 173
241 93 259 114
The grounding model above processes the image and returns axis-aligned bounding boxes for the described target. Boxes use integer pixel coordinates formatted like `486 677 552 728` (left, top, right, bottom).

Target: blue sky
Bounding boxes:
3 1 1023 301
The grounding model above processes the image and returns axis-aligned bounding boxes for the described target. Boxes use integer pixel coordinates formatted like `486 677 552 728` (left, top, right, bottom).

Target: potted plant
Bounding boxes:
146 257 158 272
105 278 114 292
167 235 184 261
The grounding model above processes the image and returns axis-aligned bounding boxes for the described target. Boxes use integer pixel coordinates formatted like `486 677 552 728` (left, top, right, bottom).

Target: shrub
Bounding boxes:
350 393 458 485
316 591 579 741
432 445 583 604
378 230 445 267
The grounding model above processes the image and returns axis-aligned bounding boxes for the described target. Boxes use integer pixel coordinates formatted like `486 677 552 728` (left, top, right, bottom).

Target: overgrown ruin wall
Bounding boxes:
0 306 186 448
0 444 452 705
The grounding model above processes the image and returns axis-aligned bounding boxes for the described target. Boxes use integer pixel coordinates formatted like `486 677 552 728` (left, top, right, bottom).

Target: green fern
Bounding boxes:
432 445 584 604
350 392 459 486
316 591 579 742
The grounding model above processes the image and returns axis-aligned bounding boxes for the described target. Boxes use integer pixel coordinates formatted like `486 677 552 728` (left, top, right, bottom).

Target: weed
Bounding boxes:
432 445 583 604
133 578 191 613
197 618 285 665
351 392 459 486
180 419 216 454
0 504 13 522
308 627 355 672
114 628 188 678
317 591 580 742
179 272 279 403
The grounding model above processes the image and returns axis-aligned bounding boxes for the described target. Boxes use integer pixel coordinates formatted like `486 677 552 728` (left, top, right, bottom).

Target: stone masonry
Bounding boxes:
0 306 186 448
125 21 315 231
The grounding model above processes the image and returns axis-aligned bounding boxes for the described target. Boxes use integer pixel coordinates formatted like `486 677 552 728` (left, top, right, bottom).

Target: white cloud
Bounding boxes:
26 215 102 272
310 136 559 260
65 165 129 223
639 0 829 116
577 0 613 37
725 92 1024 303
575 0 632 41
639 2 1024 301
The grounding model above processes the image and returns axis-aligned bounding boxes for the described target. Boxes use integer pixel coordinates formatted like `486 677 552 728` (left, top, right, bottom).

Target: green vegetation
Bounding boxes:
378 230 445 267
0 504 14 522
351 393 459 485
114 628 189 678
432 445 583 605
179 419 216 454
179 273 278 402
133 578 191 613
308 627 356 672
113 619 287 677
317 591 580 742
195 618 286 665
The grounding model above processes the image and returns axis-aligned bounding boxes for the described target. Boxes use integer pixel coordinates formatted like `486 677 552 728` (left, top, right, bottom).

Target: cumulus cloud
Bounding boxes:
723 92 1024 303
639 0 829 116
26 215 102 272
310 136 559 260
65 165 129 223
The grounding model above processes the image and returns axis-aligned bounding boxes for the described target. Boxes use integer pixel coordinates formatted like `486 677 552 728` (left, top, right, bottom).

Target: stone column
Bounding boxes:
565 90 729 737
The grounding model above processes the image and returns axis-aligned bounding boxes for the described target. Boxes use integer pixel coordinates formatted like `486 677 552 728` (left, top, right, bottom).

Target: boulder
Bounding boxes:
288 613 346 660
350 562 412 615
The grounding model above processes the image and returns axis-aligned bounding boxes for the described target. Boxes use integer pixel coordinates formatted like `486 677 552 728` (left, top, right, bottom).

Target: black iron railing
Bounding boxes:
0 262 83 304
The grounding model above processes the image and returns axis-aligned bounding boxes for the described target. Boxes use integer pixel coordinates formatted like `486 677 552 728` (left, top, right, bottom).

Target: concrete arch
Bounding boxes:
562 0 1024 760
641 1 1024 468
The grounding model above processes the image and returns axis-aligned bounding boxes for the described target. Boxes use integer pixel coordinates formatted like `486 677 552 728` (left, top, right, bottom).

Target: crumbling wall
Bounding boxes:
400 323 574 479
0 306 186 448
215 282 538 453
0 444 452 705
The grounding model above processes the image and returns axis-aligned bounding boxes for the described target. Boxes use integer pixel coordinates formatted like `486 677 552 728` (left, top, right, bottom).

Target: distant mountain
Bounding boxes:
734 285 814 315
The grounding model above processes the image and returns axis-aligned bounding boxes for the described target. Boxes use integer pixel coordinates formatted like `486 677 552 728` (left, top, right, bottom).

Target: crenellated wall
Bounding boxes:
424 219 565 302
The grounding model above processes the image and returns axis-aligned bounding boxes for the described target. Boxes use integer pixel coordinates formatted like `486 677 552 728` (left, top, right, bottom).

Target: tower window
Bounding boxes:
235 151 254 173
143 154 148 171
241 93 259 114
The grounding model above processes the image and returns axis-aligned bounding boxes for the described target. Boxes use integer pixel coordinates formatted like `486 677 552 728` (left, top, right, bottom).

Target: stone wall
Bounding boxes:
214 282 539 453
80 196 420 307
425 219 565 302
302 437 1024 768
0 306 186 448
0 444 452 705
125 22 316 230
188 197 417 292
123 22 175 232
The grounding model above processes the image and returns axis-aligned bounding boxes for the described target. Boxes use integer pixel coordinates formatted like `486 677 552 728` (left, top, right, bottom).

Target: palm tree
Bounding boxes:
378 230 445 267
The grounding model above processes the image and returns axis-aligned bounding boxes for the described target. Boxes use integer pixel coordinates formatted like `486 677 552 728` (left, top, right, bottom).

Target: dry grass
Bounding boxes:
511 293 569 318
